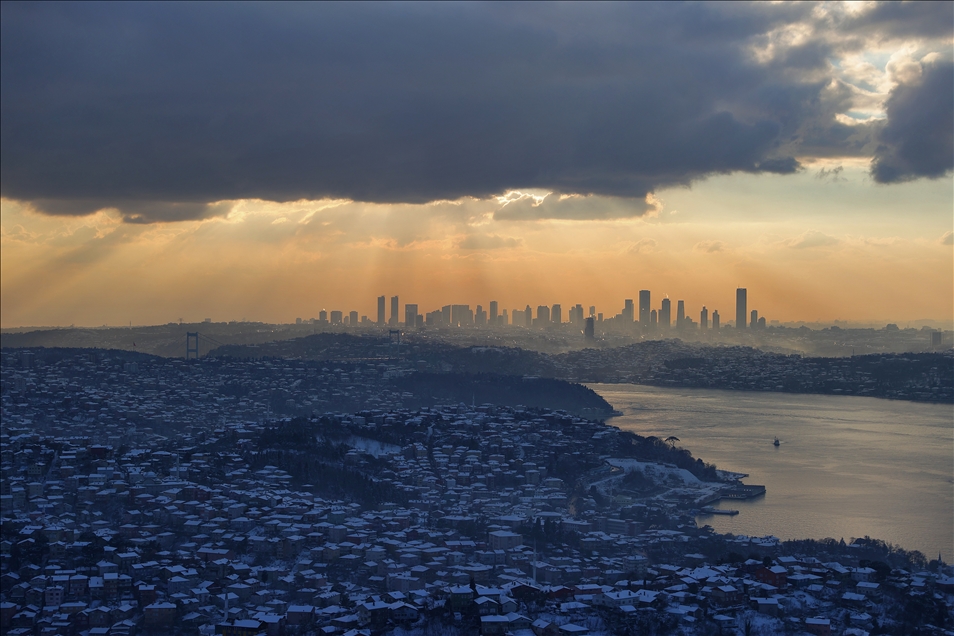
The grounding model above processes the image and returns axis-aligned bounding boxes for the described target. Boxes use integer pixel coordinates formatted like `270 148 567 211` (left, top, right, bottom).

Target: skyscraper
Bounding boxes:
638 290 651 326
489 301 498 325
377 295 386 326
676 300 685 328
536 305 550 326
700 306 708 330
736 288 747 329
584 316 595 340
712 310 720 330
751 309 758 329
524 305 533 328
405 304 418 329
552 304 562 324
623 299 634 323
660 298 671 328
390 296 399 326
349 310 358 327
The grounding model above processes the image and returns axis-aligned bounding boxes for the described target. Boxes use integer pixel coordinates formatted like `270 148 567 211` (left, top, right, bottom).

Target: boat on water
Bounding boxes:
773 436 780 446
700 506 740 516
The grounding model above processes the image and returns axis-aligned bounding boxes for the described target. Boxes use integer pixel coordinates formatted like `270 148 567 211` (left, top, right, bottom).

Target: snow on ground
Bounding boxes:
607 458 703 486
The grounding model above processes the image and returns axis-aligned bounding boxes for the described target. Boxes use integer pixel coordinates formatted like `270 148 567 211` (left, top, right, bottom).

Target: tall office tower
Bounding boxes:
349 311 358 327
319 310 328 324
501 309 509 326
651 309 657 325
712 310 720 330
676 300 685 328
475 305 486 326
584 316 595 340
597 312 603 322
524 305 533 328
623 299 635 323
536 305 550 326
405 304 418 329
552 304 562 324
489 301 498 325
330 310 343 325
700 306 709 330
736 288 747 329
390 296 399 326
751 309 758 329
639 290 651 326
758 316 766 329
513 308 522 327
442 305 451 325
660 298 671 328
377 295 386 325
451 305 469 327
589 305 596 317
575 304 583 325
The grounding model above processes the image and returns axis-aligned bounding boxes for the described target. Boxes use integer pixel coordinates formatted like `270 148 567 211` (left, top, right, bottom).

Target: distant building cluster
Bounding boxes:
296 288 775 334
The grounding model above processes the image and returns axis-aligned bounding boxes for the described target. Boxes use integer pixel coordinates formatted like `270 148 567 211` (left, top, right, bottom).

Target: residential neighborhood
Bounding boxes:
1 348 951 635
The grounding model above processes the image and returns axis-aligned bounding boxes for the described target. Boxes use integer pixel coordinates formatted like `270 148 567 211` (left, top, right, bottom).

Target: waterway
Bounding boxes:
588 384 954 562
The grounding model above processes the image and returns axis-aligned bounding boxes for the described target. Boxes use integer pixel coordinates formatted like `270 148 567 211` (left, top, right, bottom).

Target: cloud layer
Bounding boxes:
1 3 951 222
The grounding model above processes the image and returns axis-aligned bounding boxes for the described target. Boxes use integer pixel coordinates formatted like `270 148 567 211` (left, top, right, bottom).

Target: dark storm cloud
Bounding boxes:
0 2 947 223
871 61 954 184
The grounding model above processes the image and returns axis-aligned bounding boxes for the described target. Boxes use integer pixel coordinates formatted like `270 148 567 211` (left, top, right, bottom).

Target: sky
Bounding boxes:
2 2 952 328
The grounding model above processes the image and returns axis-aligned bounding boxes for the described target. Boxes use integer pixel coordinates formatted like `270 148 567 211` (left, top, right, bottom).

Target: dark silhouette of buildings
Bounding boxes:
736 288 747 329
660 298 671 328
639 290 651 327
700 306 709 330
584 316 595 340
377 295 386 326
390 295 399 326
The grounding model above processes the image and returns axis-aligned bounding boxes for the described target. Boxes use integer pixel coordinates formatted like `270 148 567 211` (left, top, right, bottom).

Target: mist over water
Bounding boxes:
590 384 954 562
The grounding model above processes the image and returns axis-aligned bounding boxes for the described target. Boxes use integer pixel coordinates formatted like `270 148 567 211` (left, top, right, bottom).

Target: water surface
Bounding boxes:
589 384 954 561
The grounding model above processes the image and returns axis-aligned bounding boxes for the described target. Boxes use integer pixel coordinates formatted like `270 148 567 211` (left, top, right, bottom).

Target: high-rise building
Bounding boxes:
524 305 533 328
700 306 709 329
712 310 720 330
660 298 671 328
736 288 747 329
650 309 657 325
390 296 399 326
330 310 343 325
442 305 451 325
751 309 759 329
589 305 596 317
513 308 522 327
475 305 487 326
489 301 498 325
536 305 550 326
623 299 634 323
638 290 651 326
552 304 562 324
451 305 472 326
676 300 685 328
377 296 386 326
319 309 328 324
501 309 509 326
584 316 595 340
405 304 418 329
349 310 358 327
